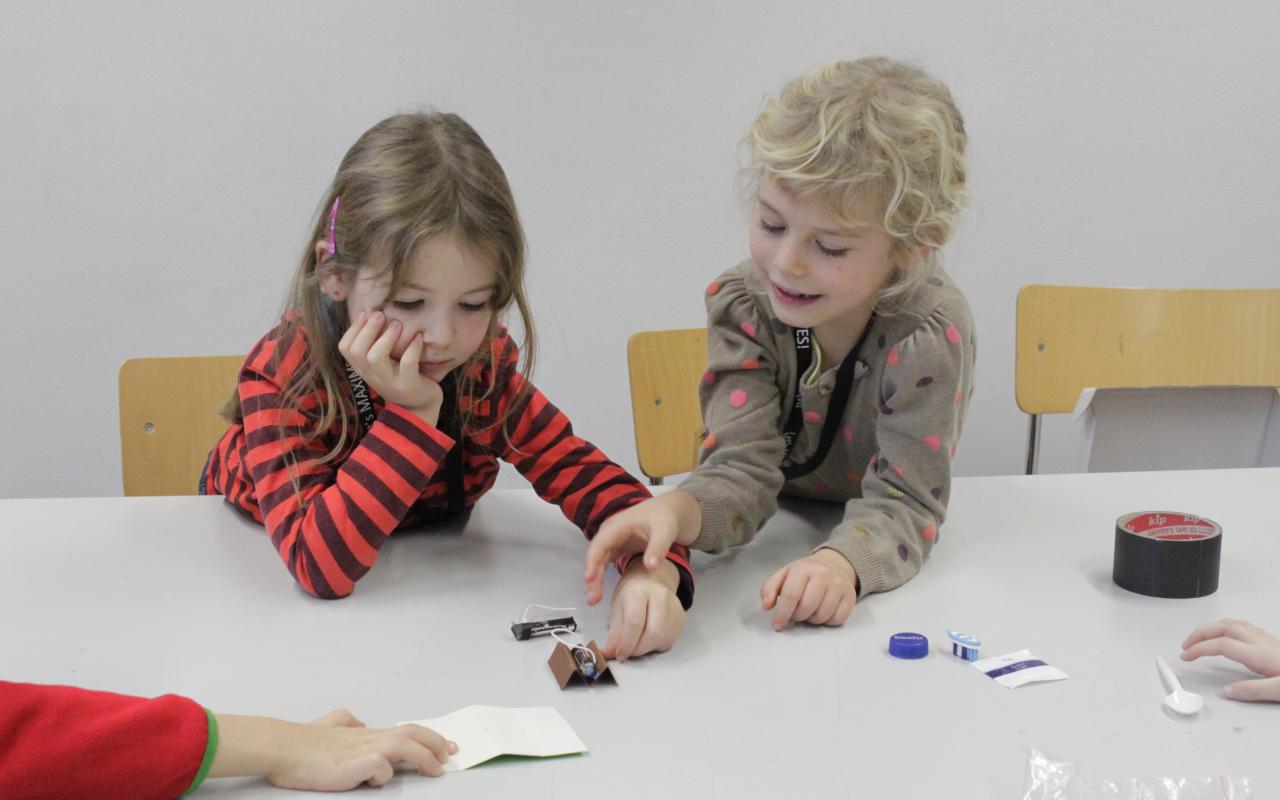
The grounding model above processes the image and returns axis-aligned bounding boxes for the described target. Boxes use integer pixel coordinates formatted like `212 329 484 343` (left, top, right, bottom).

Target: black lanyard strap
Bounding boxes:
780 315 875 481
780 327 812 457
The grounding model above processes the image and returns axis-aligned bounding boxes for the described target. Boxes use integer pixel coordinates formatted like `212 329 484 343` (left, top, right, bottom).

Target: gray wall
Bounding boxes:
3 1 1278 498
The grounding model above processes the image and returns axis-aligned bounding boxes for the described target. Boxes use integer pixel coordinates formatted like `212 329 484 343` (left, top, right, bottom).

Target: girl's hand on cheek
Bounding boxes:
338 311 444 428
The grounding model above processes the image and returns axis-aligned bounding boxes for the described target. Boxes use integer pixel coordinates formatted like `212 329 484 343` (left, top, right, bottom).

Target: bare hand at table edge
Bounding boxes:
211 709 457 789
1181 618 1280 702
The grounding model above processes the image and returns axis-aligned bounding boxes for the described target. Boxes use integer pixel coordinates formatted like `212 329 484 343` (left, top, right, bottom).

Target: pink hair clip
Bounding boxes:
325 195 342 259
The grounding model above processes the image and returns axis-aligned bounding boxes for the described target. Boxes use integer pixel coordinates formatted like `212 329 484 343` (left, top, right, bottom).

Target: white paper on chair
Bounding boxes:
400 705 587 771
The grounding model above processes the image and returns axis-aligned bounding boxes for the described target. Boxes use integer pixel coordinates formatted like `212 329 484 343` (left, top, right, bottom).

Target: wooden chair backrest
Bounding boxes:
626 329 708 482
1016 285 1280 415
118 355 243 496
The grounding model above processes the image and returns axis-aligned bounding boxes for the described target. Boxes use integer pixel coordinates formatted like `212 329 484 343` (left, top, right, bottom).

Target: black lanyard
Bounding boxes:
343 361 378 431
779 315 875 481
344 363 465 513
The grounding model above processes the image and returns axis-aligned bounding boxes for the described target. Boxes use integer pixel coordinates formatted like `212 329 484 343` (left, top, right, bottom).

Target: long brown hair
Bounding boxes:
221 111 536 463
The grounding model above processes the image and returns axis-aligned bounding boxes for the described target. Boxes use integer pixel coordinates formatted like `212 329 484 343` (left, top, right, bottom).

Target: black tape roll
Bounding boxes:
1112 512 1221 598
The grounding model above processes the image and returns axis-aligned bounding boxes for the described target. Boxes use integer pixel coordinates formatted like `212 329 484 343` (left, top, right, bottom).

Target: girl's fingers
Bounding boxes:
1181 618 1256 651
375 737 445 778
349 311 384 360
398 333 424 379
337 312 365 356
1181 637 1268 673
337 752 394 789
793 575 827 622
760 565 788 610
634 610 670 657
398 723 452 765
770 572 809 630
829 592 857 626
1224 675 1280 703
612 593 648 661
583 536 615 606
642 522 676 572
367 318 400 365
810 583 844 625
600 625 621 660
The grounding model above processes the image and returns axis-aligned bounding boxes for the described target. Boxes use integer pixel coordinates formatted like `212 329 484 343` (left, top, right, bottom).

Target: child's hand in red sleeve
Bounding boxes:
338 310 444 427
584 490 702 605
760 548 858 631
601 558 687 661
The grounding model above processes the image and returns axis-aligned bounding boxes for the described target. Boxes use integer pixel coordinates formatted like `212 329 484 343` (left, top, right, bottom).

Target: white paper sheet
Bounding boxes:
400 705 587 771
972 649 1068 689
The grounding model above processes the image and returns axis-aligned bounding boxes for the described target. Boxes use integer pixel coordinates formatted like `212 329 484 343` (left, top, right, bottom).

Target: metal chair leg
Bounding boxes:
1025 414 1041 475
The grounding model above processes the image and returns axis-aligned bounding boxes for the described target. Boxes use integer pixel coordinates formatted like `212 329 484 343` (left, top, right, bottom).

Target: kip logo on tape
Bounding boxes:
1112 511 1221 598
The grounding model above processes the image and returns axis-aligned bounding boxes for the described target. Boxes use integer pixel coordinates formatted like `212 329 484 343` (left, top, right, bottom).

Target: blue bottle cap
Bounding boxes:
889 632 929 659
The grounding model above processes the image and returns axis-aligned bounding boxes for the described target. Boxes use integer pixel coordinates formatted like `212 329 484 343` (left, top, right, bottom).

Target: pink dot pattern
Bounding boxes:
706 300 966 568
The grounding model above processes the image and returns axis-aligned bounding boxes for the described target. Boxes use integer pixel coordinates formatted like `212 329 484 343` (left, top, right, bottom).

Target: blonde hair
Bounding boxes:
747 57 968 304
222 111 535 463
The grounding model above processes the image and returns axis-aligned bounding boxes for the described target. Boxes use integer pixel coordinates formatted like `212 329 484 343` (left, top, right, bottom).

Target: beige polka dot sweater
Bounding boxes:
678 259 976 596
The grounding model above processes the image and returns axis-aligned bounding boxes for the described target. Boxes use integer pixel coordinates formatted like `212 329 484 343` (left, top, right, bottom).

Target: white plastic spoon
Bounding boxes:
1155 655 1204 715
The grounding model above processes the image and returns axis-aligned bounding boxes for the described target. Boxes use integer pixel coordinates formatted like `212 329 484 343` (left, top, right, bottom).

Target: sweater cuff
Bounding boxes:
681 488 734 553
815 525 891 596
182 708 219 796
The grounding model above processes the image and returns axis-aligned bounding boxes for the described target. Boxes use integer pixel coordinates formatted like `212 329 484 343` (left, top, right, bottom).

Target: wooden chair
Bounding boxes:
118 355 244 496
1015 285 1280 474
627 328 708 485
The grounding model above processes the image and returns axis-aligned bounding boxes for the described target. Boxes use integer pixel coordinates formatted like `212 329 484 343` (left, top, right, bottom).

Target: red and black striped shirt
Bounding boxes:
204 318 692 602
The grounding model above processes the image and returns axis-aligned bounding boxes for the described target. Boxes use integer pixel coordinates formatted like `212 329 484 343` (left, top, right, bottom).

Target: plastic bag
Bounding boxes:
1022 747 1252 799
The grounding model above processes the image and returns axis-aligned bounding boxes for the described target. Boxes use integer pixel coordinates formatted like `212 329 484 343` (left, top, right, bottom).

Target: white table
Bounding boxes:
3 468 1278 797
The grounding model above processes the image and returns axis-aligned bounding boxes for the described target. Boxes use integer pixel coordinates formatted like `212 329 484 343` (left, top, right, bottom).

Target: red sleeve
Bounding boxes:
0 681 209 800
239 327 456 598
477 335 694 607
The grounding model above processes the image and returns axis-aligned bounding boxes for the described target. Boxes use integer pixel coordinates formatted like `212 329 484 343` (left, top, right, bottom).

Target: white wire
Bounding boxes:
521 603 577 622
549 627 596 664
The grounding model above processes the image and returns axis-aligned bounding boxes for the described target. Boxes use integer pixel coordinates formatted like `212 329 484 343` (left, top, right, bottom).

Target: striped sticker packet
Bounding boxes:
972 649 1067 689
